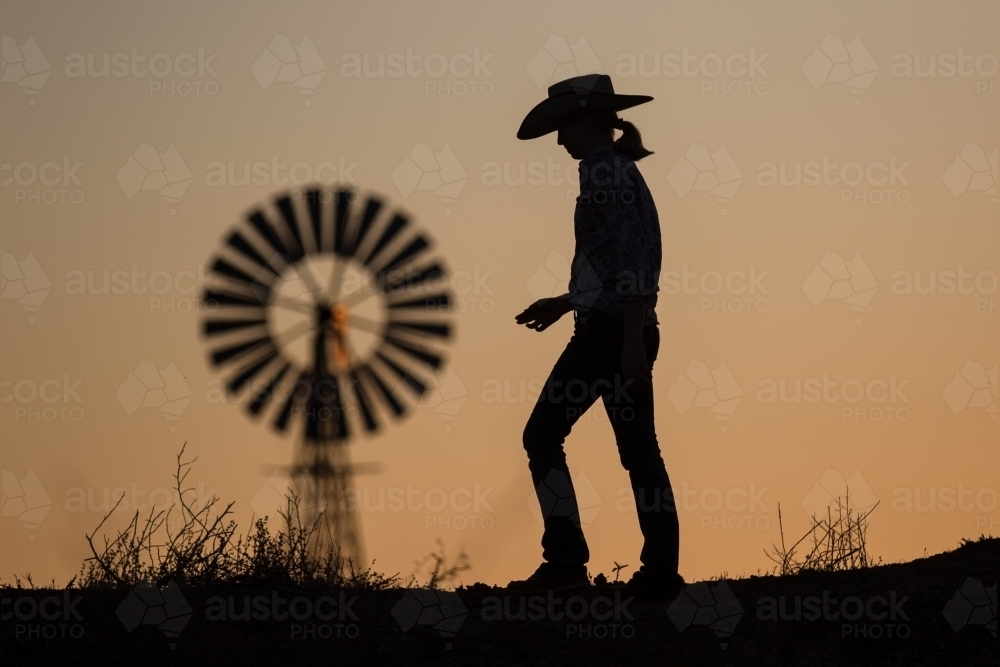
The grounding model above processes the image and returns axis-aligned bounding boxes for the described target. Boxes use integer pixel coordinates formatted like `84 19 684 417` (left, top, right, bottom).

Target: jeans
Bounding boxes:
522 309 679 574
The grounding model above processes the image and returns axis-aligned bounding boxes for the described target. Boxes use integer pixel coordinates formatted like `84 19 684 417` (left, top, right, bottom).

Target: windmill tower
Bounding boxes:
202 186 453 567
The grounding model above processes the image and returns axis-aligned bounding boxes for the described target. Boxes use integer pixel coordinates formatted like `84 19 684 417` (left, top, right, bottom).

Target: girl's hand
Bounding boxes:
515 297 572 332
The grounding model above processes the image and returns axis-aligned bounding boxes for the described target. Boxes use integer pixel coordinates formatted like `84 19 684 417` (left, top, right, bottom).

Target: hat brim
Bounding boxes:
517 93 652 140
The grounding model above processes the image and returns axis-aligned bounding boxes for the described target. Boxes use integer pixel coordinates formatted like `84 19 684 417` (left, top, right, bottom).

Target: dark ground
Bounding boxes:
2 537 996 666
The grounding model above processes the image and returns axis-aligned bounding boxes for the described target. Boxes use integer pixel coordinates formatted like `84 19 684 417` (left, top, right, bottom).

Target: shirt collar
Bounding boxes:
579 144 616 168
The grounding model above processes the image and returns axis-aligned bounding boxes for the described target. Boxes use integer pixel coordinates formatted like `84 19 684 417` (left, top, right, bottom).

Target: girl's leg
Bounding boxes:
522 321 603 567
603 325 680 575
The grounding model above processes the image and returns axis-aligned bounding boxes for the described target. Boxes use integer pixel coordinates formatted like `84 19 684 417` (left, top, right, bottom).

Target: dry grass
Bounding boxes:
76 443 396 591
405 538 471 589
765 493 881 575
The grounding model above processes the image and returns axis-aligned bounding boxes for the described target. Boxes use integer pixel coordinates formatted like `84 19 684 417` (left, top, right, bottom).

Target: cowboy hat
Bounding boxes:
517 73 653 140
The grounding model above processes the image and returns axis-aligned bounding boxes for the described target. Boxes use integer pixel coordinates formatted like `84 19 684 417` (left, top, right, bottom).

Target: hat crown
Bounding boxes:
518 73 650 140
547 73 614 99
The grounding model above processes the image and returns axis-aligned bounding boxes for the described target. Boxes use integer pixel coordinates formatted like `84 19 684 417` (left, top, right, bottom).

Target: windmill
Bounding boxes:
201 186 453 567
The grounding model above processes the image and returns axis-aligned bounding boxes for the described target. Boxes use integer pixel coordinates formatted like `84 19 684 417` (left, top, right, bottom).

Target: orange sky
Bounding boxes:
1 0 997 587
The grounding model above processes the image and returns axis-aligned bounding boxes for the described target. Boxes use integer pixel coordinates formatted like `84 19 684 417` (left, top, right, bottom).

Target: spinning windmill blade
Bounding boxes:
202 186 453 565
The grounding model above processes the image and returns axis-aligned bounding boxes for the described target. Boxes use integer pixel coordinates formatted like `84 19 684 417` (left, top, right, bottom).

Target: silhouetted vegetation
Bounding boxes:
765 494 881 575
77 443 396 591
405 538 471 589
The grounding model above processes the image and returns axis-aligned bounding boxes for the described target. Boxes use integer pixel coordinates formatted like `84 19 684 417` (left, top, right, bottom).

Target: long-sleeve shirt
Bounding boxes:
568 145 661 326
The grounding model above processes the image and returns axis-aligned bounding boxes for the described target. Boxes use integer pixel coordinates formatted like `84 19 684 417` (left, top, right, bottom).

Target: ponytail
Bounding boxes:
583 109 653 161
611 117 653 162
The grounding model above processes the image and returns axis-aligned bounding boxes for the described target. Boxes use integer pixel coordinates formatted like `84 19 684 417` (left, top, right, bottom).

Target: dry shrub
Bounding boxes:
765 494 881 576
78 443 395 591
405 538 471 589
